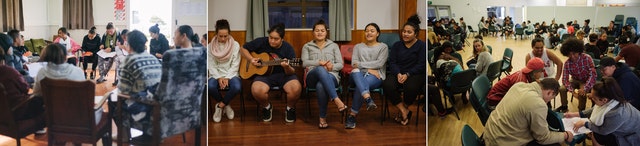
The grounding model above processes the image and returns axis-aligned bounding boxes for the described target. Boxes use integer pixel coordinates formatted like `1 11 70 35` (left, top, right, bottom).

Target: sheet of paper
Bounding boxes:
109 89 119 102
563 117 592 135
94 96 107 109
25 62 46 78
97 50 117 58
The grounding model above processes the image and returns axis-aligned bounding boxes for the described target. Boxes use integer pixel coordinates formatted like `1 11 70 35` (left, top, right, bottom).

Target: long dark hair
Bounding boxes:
593 77 627 103
177 25 200 46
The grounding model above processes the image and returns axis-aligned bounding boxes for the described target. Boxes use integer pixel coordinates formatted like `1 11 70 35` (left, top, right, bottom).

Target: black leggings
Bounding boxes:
383 74 426 106
83 54 98 71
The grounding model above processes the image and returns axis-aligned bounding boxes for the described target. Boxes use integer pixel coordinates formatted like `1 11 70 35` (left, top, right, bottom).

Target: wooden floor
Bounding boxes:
428 35 604 146
209 91 427 145
0 70 207 146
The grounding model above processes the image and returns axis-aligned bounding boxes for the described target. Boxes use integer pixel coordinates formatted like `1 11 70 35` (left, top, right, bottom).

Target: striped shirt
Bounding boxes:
562 53 596 91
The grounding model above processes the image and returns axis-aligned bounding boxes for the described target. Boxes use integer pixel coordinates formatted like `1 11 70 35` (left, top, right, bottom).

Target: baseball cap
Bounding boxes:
522 57 545 74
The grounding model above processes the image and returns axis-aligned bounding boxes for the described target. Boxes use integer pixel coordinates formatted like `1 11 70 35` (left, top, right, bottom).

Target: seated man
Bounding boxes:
600 57 640 109
555 38 597 112
240 24 302 123
7 30 34 86
484 78 573 145
487 58 545 107
0 44 44 127
117 30 163 143
615 35 640 68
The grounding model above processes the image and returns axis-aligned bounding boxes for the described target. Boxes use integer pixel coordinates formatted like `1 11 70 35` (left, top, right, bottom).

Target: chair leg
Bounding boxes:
195 127 201 146
446 92 461 120
306 89 311 122
182 133 186 143
208 95 215 121
240 90 245 122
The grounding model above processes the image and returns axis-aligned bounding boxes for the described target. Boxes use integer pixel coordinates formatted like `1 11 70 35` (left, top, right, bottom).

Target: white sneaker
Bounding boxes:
35 128 47 135
224 105 234 120
132 112 146 121
213 104 223 122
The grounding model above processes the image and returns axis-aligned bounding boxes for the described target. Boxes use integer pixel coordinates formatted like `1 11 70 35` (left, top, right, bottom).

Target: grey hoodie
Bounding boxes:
301 39 343 82
32 63 85 96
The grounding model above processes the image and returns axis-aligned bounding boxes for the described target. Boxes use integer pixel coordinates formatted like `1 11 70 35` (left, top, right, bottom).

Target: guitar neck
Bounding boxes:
261 60 287 66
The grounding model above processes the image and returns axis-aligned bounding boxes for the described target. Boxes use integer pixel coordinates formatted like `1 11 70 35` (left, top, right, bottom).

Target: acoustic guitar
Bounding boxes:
239 52 302 79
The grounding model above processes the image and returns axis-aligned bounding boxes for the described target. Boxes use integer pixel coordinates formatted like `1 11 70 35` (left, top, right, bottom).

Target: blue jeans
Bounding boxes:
208 76 242 105
349 71 382 114
306 67 339 118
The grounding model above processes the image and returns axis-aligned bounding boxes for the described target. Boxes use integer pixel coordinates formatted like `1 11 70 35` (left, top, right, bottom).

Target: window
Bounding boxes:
268 0 329 28
428 5 451 22
487 6 505 19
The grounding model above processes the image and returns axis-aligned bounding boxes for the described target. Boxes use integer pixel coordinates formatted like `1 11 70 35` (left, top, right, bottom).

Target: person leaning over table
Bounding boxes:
484 78 574 146
564 77 640 146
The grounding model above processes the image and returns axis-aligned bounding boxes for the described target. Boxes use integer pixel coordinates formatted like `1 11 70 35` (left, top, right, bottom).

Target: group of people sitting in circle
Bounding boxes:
1 23 206 144
428 15 640 145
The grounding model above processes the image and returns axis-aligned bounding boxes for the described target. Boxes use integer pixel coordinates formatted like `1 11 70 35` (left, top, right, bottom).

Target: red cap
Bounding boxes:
522 57 545 74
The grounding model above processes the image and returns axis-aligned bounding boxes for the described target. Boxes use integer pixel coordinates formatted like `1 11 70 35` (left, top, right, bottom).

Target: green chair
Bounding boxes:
440 69 477 120
486 45 493 55
461 124 482 146
470 75 492 126
499 48 513 80
486 60 503 83
515 28 524 40
379 32 400 48
546 109 587 146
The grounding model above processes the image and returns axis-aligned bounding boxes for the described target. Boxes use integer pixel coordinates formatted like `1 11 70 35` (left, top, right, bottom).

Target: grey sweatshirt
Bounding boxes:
301 39 343 82
32 63 86 96
352 42 388 80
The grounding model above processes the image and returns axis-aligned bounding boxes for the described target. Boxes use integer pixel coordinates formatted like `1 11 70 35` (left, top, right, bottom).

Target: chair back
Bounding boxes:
449 69 477 94
379 32 400 49
0 83 47 143
0 84 18 137
560 33 571 41
41 78 97 136
515 28 524 35
486 60 502 82
467 26 476 32
486 45 493 54
501 48 513 72
471 75 492 125
340 44 355 76
461 124 482 146
155 47 207 138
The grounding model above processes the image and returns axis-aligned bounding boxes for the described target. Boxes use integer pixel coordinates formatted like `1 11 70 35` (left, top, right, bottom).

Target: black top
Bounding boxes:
101 32 119 50
389 40 426 76
82 35 101 53
150 33 170 59
584 43 601 59
596 39 609 55
243 37 296 74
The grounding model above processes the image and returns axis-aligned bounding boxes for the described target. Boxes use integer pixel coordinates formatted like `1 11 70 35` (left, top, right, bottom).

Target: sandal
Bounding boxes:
334 98 348 113
319 118 329 129
394 112 403 123
400 111 413 126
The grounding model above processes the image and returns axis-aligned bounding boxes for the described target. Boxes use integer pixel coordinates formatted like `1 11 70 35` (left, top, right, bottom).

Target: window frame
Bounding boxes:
268 0 329 29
